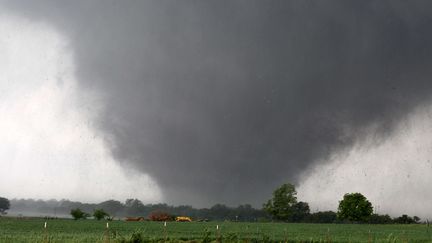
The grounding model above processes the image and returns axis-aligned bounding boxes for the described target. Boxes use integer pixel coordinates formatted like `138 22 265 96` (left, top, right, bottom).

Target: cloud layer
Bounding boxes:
0 15 161 203
299 104 432 218
2 1 432 208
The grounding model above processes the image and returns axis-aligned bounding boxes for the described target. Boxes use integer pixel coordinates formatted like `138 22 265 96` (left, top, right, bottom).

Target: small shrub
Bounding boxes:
93 208 109 220
70 208 90 220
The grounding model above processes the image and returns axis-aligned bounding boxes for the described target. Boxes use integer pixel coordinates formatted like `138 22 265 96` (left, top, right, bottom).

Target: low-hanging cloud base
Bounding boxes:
1 1 432 216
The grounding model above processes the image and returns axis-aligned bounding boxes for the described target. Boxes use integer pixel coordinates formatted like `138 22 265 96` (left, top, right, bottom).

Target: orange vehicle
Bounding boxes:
175 216 192 222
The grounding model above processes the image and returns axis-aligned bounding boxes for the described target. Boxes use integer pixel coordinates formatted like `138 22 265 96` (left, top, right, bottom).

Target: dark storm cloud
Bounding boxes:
3 0 432 206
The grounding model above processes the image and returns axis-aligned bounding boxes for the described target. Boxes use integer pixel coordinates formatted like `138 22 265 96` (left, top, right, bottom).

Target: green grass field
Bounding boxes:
1 217 431 242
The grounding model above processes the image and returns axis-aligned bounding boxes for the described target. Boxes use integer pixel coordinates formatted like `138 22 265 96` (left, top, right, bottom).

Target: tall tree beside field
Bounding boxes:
0 197 10 215
337 193 373 222
263 183 298 221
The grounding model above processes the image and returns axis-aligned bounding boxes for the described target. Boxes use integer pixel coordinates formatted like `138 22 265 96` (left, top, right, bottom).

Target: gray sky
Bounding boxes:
1 1 432 216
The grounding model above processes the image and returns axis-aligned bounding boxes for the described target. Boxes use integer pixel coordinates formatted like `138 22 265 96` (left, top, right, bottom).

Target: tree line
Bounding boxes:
7 198 267 221
263 183 422 224
0 183 424 224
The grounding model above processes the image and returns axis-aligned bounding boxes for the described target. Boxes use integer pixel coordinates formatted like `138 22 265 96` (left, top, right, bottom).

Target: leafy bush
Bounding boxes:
93 208 109 220
394 214 420 224
337 193 373 222
305 211 337 223
368 214 393 224
70 208 90 220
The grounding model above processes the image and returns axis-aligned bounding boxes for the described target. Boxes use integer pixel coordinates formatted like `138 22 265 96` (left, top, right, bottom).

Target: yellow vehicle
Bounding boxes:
175 216 192 222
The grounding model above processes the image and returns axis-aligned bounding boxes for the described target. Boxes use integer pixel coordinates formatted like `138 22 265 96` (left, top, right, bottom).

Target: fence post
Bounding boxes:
326 227 332 243
216 224 221 243
43 221 48 243
164 221 167 242
104 222 110 243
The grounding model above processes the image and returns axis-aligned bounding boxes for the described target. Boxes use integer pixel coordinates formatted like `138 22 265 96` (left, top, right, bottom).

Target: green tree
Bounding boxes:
337 193 373 222
367 214 393 224
394 214 420 224
290 201 310 222
93 209 109 220
0 197 10 215
263 183 297 221
70 208 90 220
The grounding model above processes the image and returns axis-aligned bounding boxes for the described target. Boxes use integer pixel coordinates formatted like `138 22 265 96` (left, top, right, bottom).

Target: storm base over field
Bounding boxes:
1 1 432 216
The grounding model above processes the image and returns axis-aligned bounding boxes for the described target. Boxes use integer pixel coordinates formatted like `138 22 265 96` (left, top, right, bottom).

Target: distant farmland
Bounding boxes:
0 217 431 242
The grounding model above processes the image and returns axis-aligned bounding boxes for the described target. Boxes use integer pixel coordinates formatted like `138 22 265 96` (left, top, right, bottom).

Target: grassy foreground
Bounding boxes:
0 217 431 242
